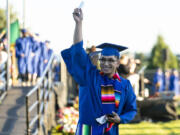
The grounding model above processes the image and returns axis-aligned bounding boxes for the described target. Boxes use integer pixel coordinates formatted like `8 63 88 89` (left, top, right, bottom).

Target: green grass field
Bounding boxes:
51 106 180 135
119 120 180 135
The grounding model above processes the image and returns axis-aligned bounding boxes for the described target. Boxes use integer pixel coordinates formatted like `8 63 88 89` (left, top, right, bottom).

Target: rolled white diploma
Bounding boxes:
96 115 108 125
78 1 84 9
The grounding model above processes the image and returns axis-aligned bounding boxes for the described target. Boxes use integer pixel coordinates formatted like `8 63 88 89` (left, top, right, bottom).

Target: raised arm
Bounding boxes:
73 8 83 44
61 8 97 86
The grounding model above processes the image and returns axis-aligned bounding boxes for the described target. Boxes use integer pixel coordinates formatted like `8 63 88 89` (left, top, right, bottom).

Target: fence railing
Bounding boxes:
25 54 59 135
0 61 7 103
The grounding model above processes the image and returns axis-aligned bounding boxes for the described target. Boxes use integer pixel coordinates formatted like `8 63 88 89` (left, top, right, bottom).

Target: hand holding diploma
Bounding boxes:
73 8 83 23
73 1 84 44
73 1 84 19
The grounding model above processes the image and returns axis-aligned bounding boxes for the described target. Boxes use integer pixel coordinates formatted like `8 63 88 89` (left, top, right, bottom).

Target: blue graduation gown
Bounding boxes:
53 63 60 82
32 40 41 74
15 37 31 74
153 72 164 93
169 74 179 96
61 41 137 135
26 37 40 74
37 42 46 77
43 48 53 70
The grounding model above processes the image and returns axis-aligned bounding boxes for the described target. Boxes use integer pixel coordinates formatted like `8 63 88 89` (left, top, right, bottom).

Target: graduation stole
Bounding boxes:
100 72 121 132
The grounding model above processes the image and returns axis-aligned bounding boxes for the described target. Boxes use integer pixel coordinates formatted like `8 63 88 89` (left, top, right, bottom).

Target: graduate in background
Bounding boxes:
15 29 31 86
61 8 136 135
169 69 180 97
163 69 171 91
153 68 164 95
27 33 41 85
43 40 53 70
37 37 46 78
53 59 60 82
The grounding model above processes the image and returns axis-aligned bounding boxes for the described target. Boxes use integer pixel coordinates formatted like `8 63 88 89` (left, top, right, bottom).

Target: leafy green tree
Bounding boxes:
148 35 178 70
0 6 18 32
0 9 6 31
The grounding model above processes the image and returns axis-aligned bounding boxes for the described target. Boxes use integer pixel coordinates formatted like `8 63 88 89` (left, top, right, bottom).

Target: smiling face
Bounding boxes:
99 55 119 78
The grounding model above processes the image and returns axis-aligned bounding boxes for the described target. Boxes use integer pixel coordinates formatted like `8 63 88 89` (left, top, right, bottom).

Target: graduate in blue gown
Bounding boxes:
169 69 180 96
53 62 60 82
43 40 53 70
152 68 164 95
61 8 137 135
37 40 46 78
15 29 31 85
27 33 41 85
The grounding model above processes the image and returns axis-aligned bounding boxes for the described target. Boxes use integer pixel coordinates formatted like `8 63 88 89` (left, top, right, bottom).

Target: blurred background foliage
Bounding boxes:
148 35 178 70
0 6 18 32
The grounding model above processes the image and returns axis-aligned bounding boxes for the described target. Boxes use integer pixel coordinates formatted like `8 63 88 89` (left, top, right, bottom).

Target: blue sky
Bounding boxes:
1 0 180 54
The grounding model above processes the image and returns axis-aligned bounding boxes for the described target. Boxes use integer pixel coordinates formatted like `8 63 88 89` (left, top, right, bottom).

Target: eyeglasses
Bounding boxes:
99 58 117 64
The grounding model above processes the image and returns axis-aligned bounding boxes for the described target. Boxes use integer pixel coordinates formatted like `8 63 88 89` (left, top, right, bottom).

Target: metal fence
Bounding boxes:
25 54 59 135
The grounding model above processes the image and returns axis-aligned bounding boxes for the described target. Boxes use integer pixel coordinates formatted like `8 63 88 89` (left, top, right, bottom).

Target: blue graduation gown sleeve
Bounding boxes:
119 80 137 124
61 40 95 86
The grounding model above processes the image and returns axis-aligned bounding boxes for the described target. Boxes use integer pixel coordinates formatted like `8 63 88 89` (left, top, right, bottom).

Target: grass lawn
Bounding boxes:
119 120 180 135
51 106 180 135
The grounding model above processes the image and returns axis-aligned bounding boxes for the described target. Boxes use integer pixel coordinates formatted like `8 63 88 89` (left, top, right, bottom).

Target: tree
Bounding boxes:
0 6 18 32
0 9 6 31
148 35 178 70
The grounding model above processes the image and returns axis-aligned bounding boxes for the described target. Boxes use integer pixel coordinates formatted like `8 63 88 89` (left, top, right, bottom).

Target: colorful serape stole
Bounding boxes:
76 123 105 135
76 124 92 135
101 84 116 133
100 72 121 110
114 89 121 109
113 73 121 110
82 125 91 135
101 85 115 105
100 72 122 133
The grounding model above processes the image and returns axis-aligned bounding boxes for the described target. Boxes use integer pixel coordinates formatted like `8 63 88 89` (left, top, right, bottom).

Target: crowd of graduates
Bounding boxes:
15 29 54 86
0 28 62 87
153 68 180 97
